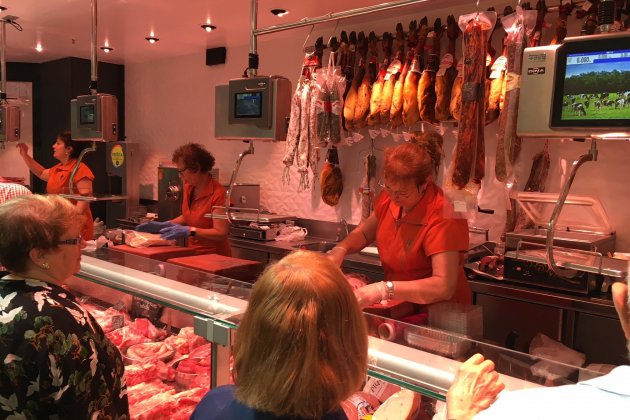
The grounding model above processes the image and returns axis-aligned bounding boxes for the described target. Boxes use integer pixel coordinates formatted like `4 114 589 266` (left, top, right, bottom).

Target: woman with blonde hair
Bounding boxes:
191 250 368 419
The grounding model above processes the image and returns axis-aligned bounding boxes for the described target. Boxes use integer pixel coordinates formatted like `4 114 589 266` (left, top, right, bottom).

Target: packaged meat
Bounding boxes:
341 391 380 420
363 377 401 404
124 230 176 248
372 389 421 420
495 6 537 183
451 12 496 190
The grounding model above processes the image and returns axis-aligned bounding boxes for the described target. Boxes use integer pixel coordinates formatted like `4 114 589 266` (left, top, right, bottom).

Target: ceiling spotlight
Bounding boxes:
145 36 159 44
100 46 113 53
270 8 289 17
35 43 43 53
0 6 7 12
201 23 217 32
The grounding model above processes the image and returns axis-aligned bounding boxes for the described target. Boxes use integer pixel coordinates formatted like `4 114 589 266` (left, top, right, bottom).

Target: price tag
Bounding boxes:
454 200 467 213
111 315 125 330
392 133 403 142
131 296 164 324
438 124 446 136
353 132 365 143
582 0 592 11
402 132 413 142
368 129 380 140
380 128 390 138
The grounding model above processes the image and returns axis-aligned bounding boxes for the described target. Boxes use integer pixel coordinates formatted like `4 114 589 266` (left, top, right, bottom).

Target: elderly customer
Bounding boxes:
136 142 230 255
191 251 368 419
328 136 470 308
446 274 630 419
0 195 129 418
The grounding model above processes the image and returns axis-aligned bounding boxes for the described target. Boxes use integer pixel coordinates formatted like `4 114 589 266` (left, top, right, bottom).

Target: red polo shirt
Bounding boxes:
374 182 471 305
181 178 231 256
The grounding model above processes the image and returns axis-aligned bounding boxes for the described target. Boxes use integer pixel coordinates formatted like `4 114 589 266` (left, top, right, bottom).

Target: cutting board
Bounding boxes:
110 244 196 262
166 254 263 283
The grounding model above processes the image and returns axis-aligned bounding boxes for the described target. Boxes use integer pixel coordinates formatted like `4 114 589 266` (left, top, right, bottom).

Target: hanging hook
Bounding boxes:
475 0 480 18
302 24 315 52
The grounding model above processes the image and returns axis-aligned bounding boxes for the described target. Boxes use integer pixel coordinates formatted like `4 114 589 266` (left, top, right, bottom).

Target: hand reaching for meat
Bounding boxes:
446 353 505 420
354 281 387 308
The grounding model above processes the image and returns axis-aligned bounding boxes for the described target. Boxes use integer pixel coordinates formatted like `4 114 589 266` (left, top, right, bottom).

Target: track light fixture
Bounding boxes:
201 23 217 32
270 9 289 17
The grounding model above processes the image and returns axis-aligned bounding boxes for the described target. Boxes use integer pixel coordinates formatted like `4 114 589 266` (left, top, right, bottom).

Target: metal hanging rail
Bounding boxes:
252 0 430 39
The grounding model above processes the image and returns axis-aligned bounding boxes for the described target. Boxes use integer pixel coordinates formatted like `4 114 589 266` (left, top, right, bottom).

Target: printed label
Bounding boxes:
110 144 125 168
526 67 545 75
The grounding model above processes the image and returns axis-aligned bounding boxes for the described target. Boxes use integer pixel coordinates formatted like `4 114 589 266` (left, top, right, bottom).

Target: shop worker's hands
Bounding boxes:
135 221 175 234
446 353 505 420
354 281 387 308
159 224 190 240
93 217 106 237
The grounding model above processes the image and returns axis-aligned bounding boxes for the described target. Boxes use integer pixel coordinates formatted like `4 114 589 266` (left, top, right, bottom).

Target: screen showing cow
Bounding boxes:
560 49 630 121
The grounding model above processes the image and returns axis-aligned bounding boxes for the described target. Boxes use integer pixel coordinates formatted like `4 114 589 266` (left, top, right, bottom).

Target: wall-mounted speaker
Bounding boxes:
206 47 227 66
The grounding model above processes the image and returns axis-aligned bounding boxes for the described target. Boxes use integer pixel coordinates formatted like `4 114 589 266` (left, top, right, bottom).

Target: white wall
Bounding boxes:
0 82 33 184
125 1 630 251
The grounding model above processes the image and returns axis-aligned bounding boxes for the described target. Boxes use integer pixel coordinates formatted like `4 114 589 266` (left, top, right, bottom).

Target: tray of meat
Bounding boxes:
125 342 175 365
464 256 504 281
163 327 208 355
174 343 212 387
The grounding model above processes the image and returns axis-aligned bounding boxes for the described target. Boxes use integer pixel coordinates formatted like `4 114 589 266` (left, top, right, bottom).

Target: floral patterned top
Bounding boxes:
0 274 129 419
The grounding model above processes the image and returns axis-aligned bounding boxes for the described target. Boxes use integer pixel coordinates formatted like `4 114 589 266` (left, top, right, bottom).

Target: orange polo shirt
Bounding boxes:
46 160 94 240
181 178 231 256
374 182 471 305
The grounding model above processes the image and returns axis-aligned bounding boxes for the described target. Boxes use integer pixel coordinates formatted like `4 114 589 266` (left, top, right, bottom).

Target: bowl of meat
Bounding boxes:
124 342 175 365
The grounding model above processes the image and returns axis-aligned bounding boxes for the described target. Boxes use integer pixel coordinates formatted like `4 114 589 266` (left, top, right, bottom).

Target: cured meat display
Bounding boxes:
514 142 551 231
344 32 367 131
495 6 536 183
451 13 495 189
368 32 393 126
435 15 459 122
354 32 378 129
379 24 405 123
320 147 344 206
390 50 414 128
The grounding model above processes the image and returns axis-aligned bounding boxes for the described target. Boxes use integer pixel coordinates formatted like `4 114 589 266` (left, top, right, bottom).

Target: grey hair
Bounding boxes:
0 195 82 272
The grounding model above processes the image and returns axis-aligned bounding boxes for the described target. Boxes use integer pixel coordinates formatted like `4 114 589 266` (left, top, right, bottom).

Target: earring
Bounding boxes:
42 262 50 270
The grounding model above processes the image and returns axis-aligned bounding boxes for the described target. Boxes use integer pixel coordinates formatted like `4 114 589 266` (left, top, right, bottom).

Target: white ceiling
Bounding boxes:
1 0 438 65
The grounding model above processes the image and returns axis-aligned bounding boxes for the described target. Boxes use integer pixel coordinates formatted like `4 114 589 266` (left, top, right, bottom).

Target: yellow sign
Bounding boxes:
111 144 125 168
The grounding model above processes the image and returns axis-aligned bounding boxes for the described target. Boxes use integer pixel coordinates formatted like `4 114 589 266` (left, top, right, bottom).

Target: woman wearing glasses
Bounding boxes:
16 131 95 240
0 195 128 418
328 138 471 308
136 143 230 256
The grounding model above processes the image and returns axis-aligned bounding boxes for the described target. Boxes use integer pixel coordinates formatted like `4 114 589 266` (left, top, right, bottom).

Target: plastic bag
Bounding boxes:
124 230 176 248
274 225 308 242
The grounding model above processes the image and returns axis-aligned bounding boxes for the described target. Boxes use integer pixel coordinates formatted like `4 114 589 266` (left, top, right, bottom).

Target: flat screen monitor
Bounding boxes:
234 92 262 118
551 35 630 129
79 104 96 125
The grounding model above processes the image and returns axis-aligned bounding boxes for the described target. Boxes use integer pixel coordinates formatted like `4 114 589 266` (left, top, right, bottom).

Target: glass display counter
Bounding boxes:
70 248 606 418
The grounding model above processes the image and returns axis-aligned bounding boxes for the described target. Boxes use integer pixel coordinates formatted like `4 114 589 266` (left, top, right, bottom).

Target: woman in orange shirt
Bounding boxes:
16 131 95 240
329 140 471 308
136 143 230 256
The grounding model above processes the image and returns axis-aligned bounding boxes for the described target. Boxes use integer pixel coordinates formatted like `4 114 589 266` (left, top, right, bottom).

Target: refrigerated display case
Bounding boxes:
70 248 608 418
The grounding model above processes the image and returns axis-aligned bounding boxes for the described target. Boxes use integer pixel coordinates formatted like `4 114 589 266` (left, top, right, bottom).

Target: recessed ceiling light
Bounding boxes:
201 24 217 32
270 9 289 17
35 43 43 52
100 46 113 53
145 36 159 44
0 6 7 12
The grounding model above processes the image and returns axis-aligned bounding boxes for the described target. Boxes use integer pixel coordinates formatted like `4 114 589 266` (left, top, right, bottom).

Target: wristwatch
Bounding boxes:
189 227 197 237
385 281 394 301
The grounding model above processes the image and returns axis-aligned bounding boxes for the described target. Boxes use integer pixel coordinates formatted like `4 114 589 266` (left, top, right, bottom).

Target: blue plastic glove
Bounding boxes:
135 221 175 233
159 224 190 240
